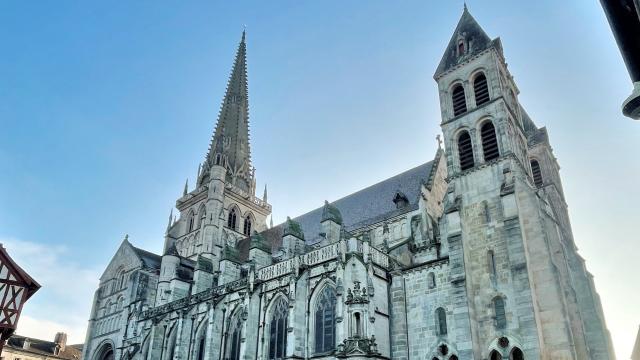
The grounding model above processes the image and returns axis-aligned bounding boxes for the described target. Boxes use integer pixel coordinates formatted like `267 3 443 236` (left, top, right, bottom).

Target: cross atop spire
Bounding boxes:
203 30 254 193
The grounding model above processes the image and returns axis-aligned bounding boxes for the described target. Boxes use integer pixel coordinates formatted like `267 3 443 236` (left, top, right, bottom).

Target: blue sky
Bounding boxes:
1 0 639 356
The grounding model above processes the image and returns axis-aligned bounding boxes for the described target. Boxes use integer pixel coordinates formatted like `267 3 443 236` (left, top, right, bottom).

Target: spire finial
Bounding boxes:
242 25 246 43
166 209 173 233
124 234 129 242
436 134 443 149
183 179 189 196
263 184 268 202
270 215 274 229
463 1 468 12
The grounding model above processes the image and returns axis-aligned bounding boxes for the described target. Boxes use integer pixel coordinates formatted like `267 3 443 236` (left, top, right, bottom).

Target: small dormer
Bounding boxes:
393 191 409 209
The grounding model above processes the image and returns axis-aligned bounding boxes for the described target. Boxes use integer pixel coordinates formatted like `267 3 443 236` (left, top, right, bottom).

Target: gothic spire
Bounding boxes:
434 6 493 79
204 30 253 192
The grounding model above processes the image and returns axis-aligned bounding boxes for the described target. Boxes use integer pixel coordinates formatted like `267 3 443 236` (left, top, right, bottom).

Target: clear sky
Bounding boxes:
1 0 639 357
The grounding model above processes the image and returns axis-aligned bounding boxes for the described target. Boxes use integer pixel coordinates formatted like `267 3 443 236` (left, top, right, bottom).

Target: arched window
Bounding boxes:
243 216 252 236
188 211 195 232
435 307 447 335
428 272 436 289
196 337 206 360
452 85 467 116
314 286 337 354
450 356 459 360
458 41 465 55
215 153 222 165
353 312 362 337
269 297 288 360
481 122 500 161
530 159 543 188
228 316 243 360
510 347 524 360
494 297 507 329
490 350 503 360
457 131 475 171
228 208 238 230
474 73 490 106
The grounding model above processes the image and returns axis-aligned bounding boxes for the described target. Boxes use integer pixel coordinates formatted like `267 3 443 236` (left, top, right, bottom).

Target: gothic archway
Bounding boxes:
94 342 115 360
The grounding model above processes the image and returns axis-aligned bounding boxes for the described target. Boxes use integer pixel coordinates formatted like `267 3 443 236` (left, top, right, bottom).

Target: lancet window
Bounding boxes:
228 208 238 230
314 286 337 354
243 216 252 236
268 297 288 360
435 307 448 335
228 316 243 360
494 297 507 329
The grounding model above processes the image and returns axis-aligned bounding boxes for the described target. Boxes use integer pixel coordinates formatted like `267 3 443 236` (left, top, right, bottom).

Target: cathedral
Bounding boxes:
81 8 615 360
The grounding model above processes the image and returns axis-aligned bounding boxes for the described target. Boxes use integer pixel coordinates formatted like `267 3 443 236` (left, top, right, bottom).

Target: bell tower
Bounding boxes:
433 7 613 359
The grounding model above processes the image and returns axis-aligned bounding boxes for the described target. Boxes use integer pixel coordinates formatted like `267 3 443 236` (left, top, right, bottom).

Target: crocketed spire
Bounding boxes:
203 30 254 193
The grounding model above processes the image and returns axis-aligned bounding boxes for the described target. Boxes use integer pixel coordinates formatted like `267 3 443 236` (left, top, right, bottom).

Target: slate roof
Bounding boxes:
131 245 162 270
237 161 434 260
6 335 82 360
435 7 493 78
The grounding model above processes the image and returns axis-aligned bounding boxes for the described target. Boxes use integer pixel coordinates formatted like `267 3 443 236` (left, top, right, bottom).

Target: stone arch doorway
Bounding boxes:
94 342 115 360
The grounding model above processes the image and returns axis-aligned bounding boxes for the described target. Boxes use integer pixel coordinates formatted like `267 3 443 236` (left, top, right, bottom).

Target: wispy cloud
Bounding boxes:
1 237 101 344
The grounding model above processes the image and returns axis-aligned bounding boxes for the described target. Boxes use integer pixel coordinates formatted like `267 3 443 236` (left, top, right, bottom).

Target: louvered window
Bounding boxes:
530 159 543 188
494 297 506 329
474 73 490 105
452 85 467 116
481 122 500 161
269 297 288 360
457 131 475 171
435 307 448 335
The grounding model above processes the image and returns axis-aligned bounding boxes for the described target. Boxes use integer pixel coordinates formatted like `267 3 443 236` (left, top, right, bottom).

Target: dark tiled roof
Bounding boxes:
435 7 493 78
7 335 82 360
237 161 434 260
131 245 162 270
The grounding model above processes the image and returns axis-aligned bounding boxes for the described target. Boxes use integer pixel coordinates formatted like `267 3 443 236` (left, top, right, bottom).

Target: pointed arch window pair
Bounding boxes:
489 347 524 360
314 286 337 354
268 297 288 360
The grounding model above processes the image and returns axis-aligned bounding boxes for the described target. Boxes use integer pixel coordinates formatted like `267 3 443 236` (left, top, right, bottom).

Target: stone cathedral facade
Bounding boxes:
82 8 615 360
